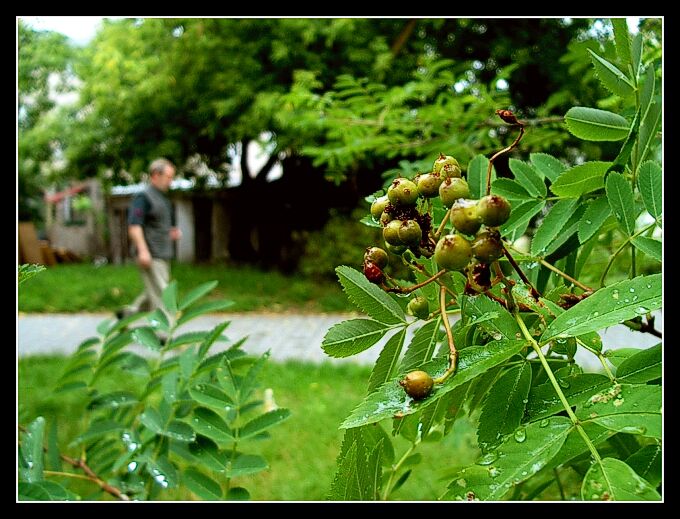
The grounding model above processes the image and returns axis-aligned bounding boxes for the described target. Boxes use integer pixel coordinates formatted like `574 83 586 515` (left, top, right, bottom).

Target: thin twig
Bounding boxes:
501 244 540 300
538 258 592 293
433 208 451 239
432 285 458 384
486 115 526 196
385 269 447 294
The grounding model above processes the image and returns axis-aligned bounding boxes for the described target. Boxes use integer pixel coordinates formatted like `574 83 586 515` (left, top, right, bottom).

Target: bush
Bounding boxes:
18 281 290 501
299 207 412 282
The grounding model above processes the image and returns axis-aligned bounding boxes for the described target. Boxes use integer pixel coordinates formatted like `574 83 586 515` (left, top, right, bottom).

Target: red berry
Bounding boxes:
363 261 385 284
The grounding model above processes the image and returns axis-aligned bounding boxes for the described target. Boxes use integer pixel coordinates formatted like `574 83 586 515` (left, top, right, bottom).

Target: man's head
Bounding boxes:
149 158 176 192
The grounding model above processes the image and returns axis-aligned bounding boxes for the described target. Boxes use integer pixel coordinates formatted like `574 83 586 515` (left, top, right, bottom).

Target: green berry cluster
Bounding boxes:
364 153 512 290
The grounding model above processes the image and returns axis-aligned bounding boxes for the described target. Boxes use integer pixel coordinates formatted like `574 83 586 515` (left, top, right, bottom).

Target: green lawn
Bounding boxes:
19 355 482 501
18 263 353 314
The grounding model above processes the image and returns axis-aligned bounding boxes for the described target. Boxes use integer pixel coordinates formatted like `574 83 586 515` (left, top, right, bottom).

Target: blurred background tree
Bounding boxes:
18 17 661 273
18 20 76 221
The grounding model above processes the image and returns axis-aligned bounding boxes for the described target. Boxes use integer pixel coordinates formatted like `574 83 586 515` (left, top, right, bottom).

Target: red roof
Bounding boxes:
44 184 87 204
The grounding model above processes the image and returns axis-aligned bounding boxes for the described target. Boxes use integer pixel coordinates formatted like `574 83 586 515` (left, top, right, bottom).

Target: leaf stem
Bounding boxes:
574 337 616 383
631 242 637 279
598 222 656 287
537 258 592 293
553 468 566 500
432 285 457 384
382 441 419 500
486 121 525 195
433 208 451 239
43 470 94 481
501 245 540 300
385 269 447 294
513 311 603 465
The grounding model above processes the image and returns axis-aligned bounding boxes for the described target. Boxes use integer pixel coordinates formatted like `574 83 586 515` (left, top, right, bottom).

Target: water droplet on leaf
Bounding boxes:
478 452 498 466
513 428 527 443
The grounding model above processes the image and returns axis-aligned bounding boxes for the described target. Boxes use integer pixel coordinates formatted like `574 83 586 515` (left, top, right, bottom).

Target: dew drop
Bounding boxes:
635 482 648 495
585 220 592 225
539 419 550 428
593 311 599 317
513 428 527 443
127 461 138 472
488 466 501 478
479 453 498 466
612 290 619 300
629 288 635 293
635 307 649 315
558 379 570 389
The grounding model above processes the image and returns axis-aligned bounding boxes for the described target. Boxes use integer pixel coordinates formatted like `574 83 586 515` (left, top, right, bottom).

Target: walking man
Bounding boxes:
120 158 181 318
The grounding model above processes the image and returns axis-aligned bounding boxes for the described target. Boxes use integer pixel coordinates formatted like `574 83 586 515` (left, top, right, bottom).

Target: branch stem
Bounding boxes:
432 285 458 384
514 311 602 465
486 123 525 195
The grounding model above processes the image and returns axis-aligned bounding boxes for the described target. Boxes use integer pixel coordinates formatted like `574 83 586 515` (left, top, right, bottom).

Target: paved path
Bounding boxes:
18 312 662 369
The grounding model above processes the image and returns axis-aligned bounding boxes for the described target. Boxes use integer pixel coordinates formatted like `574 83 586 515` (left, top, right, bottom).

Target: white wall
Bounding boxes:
175 199 195 263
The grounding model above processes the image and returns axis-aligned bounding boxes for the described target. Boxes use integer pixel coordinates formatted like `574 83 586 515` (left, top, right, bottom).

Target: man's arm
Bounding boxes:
129 225 152 268
169 201 181 241
128 193 152 268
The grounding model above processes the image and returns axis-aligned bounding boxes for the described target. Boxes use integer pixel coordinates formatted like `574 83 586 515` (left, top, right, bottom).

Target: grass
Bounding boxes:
19 355 483 501
18 263 354 314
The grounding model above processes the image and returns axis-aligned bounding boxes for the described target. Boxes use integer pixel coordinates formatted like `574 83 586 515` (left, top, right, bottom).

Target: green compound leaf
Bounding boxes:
368 327 407 393
625 444 662 488
509 159 546 198
578 197 611 244
632 237 661 262
577 384 661 439
322 318 396 358
587 49 635 99
468 154 495 199
616 343 661 383
341 340 526 429
238 409 292 440
531 199 580 256
500 200 545 239
477 363 532 452
550 161 611 197
20 417 45 483
179 280 218 310
565 107 629 141
183 467 223 500
400 318 442 372
540 274 662 342
462 295 521 341
637 161 662 220
444 417 572 501
530 153 566 183
581 458 661 501
605 172 637 236
336 265 405 324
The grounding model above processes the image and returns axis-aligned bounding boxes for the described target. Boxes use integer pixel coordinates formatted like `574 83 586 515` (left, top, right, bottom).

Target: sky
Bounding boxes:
18 16 122 45
19 16 642 46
